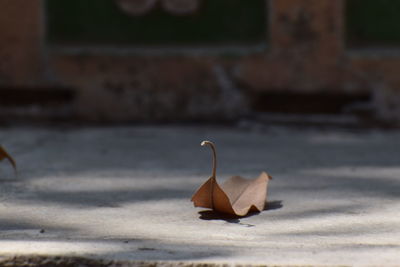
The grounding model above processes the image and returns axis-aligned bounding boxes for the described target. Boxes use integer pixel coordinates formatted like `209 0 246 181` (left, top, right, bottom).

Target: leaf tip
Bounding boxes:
200 140 209 146
260 171 272 180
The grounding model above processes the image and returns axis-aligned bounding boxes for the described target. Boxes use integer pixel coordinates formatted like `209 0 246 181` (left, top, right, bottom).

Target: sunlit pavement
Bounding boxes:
0 125 399 266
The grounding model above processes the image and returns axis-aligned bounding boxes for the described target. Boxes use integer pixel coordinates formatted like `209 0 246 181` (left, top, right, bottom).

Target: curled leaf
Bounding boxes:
0 146 17 174
191 141 272 216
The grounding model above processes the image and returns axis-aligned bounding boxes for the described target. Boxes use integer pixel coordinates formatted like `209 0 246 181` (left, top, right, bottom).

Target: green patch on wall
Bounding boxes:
347 0 400 47
46 0 267 45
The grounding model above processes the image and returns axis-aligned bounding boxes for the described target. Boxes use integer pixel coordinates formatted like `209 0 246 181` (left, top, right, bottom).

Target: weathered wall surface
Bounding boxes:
1 0 400 122
0 0 45 86
51 55 246 121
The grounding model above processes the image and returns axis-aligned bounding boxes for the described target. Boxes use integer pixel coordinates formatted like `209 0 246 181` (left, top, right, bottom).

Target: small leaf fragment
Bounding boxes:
0 146 17 173
191 141 272 216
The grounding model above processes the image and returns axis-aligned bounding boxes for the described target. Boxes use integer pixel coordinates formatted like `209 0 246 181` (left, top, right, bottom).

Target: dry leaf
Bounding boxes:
0 145 17 174
191 141 272 216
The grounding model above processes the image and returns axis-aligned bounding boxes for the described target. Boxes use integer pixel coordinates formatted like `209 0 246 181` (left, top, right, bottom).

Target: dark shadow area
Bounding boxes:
0 219 50 232
0 87 76 124
46 0 267 45
0 87 75 107
198 210 241 223
249 91 370 114
198 200 283 226
265 200 283 211
346 0 400 47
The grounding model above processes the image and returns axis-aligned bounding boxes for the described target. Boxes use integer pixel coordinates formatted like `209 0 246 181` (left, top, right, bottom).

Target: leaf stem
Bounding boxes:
201 141 217 179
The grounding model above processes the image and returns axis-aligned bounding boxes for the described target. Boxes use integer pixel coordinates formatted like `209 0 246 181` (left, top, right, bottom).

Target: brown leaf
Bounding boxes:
0 145 17 174
191 141 272 216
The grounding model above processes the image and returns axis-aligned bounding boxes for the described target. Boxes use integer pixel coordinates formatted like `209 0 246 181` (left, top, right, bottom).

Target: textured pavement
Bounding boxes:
0 125 399 266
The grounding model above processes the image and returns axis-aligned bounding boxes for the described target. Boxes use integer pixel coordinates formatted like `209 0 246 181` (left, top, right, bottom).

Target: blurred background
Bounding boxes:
1 0 400 126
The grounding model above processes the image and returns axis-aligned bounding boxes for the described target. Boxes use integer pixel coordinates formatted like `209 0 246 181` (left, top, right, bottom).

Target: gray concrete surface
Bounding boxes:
0 125 399 266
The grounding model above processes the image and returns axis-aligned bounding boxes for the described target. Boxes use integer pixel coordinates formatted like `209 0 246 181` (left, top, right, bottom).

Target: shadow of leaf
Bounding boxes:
265 200 283 211
198 210 241 223
198 200 283 226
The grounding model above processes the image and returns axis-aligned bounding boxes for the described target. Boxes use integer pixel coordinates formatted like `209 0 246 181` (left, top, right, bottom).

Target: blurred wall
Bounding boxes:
0 0 400 122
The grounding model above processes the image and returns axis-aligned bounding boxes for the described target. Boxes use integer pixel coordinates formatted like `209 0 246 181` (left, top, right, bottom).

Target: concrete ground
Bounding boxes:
0 125 399 266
